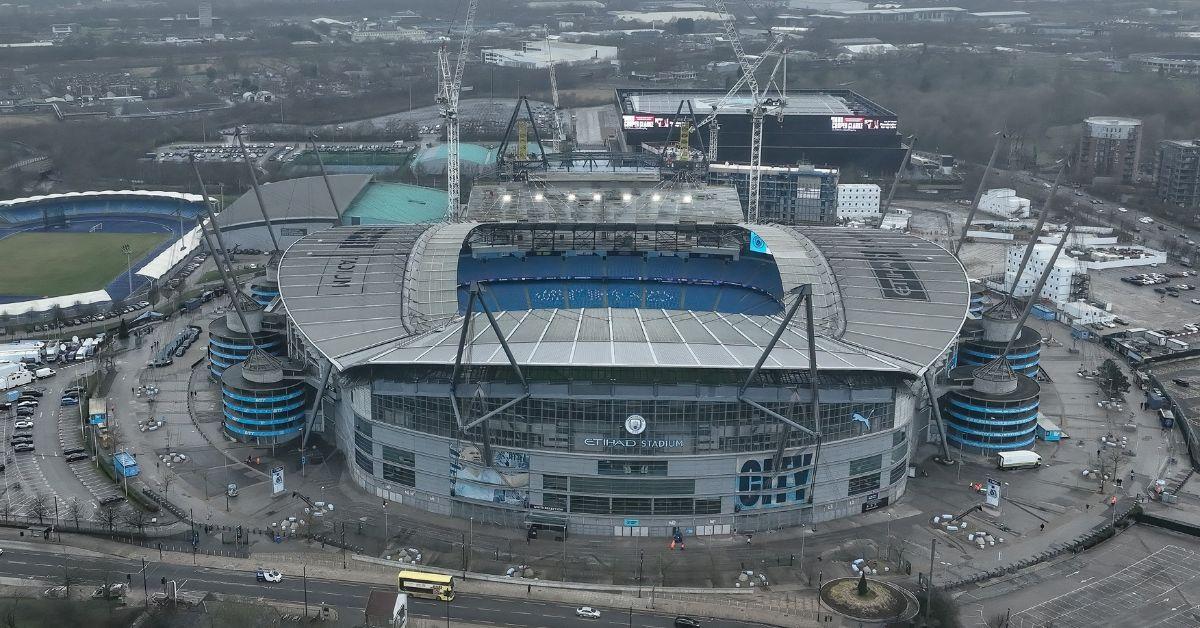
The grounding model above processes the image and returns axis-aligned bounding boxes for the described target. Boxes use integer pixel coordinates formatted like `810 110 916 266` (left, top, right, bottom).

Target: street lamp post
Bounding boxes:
122 244 133 296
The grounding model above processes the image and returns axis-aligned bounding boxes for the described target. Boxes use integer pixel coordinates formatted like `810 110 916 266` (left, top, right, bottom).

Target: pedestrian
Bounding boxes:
1039 523 1045 532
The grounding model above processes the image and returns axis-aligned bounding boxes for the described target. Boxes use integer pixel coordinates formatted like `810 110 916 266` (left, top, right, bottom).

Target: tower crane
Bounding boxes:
437 0 478 220
546 38 564 142
708 0 781 221
692 35 783 162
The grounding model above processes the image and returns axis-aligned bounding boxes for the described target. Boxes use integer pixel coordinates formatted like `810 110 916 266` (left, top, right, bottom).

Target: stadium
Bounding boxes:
615 88 908 175
0 190 205 317
274 178 970 535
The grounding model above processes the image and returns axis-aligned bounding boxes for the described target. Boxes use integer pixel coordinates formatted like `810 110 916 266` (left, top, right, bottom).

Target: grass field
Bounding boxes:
0 231 169 298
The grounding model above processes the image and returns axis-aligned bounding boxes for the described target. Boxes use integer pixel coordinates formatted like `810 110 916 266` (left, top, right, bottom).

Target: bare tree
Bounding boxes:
123 507 149 535
66 497 84 530
28 494 49 526
97 503 120 535
0 500 10 524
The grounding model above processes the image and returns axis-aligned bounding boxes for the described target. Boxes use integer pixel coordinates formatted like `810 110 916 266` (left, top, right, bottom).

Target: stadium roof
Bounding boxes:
342 182 448 224
463 183 744 223
617 88 895 118
216 174 370 230
278 222 969 374
0 189 204 208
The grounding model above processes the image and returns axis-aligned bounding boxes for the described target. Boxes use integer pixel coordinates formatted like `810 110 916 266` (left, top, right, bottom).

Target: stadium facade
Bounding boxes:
616 88 907 176
274 179 968 535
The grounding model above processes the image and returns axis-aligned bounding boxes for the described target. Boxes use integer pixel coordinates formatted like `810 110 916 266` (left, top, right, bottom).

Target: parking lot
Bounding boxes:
959 525 1200 627
1089 262 1200 331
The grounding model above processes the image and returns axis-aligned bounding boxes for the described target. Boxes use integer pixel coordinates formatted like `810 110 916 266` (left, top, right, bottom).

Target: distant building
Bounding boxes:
50 24 76 37
966 11 1032 24
837 7 966 22
836 183 881 218
1075 116 1142 185
979 188 1031 219
350 28 427 43
1129 53 1200 76
707 162 840 224
480 40 619 69
198 1 212 29
1155 139 1200 209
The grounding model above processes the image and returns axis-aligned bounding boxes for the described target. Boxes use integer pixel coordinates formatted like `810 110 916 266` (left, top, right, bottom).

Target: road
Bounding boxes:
0 544 773 628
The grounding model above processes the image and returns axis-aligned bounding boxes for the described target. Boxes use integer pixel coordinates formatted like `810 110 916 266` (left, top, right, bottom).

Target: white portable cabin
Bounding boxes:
997 450 1042 469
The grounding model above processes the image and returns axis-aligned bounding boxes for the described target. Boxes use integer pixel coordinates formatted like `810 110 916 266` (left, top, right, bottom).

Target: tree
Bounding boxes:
857 571 868 595
674 18 696 34
66 497 84 530
117 318 130 340
28 493 49 526
914 589 963 628
1098 358 1131 398
98 503 120 535
123 507 149 534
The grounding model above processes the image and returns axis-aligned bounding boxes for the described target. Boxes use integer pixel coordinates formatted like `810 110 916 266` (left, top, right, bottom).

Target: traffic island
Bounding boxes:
819 575 918 625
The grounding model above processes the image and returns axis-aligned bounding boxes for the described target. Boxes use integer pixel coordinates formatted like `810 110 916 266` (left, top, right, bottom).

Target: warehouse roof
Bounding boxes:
616 88 896 118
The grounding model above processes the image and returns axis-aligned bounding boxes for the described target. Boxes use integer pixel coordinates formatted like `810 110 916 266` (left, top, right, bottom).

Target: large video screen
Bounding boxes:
830 116 898 132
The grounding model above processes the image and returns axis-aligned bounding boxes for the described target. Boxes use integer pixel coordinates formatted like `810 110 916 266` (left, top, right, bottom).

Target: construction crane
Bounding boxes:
693 36 783 162
546 38 564 142
437 0 478 220
708 0 780 220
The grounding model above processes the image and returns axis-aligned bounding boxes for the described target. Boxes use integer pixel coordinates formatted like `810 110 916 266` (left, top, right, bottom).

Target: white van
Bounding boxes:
997 450 1042 470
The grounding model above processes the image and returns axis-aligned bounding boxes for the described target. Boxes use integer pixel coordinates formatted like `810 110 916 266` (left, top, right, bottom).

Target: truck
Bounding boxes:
1159 409 1175 429
180 297 204 314
34 367 55 379
0 364 34 391
997 450 1042 470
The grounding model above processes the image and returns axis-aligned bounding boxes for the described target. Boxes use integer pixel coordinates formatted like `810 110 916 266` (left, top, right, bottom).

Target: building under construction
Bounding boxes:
615 88 907 176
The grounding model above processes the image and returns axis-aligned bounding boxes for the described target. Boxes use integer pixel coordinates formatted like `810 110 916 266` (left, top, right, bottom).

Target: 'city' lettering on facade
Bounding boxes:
737 452 813 509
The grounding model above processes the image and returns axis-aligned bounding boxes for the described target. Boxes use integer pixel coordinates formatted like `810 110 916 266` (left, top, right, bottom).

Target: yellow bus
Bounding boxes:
397 570 454 601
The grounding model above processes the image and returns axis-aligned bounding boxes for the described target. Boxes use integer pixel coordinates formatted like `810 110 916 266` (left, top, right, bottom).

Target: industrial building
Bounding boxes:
615 88 907 175
1155 139 1200 210
270 166 969 535
1075 116 1142 185
480 40 619 69
979 188 1031 219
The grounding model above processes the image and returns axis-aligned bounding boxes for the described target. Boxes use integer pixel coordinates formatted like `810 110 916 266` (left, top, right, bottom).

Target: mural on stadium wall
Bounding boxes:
449 443 530 506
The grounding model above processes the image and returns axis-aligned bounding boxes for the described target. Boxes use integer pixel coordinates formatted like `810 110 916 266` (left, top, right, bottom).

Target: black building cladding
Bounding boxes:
615 88 906 176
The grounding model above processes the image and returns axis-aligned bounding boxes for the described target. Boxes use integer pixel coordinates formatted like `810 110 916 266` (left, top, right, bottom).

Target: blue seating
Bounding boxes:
456 251 786 315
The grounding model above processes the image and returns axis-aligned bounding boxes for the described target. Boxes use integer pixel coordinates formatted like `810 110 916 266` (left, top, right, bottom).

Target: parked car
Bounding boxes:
13 444 34 453
19 390 42 397
63 447 85 456
66 453 89 463
1174 378 1191 387
13 421 32 430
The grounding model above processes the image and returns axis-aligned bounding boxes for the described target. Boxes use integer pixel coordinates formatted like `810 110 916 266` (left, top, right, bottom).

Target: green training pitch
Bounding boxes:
0 232 169 298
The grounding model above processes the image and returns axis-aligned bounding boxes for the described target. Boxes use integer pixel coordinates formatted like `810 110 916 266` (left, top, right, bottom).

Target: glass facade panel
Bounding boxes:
355 416 372 437
543 474 569 491
354 433 372 455
370 391 894 455
355 450 374 474
543 493 568 510
848 473 881 496
848 454 883 476
382 445 415 466
890 460 907 484
383 462 416 486
569 476 695 496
